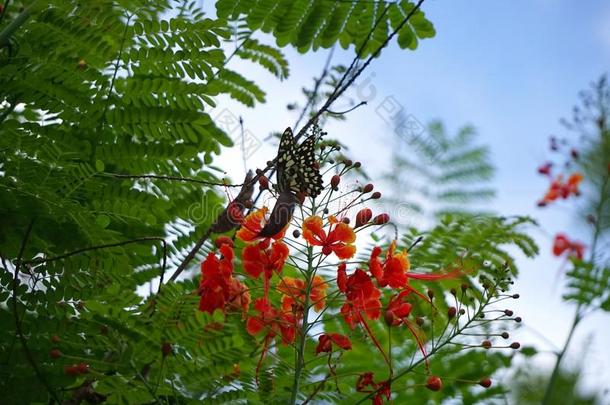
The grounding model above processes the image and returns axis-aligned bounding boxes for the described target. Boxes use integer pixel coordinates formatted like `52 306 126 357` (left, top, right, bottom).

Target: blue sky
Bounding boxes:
214 0 610 397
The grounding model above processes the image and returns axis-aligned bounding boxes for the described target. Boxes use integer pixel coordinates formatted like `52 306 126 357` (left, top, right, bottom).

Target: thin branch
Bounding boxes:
327 101 368 116
167 228 212 282
102 173 243 187
23 236 167 265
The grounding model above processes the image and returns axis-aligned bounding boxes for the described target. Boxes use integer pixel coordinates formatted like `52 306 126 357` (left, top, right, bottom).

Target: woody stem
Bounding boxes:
290 245 314 404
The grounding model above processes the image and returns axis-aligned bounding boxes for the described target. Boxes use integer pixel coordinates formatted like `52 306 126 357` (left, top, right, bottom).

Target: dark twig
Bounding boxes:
102 173 243 187
167 228 212 282
295 0 426 142
327 101 368 116
23 236 167 265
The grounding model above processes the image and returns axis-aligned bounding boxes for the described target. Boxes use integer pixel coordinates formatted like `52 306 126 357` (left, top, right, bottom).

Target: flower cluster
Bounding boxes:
195 129 501 403
537 173 583 206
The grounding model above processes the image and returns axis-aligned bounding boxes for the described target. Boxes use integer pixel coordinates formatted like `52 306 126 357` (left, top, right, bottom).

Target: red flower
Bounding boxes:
337 264 381 328
384 290 413 327
302 216 356 259
278 276 327 313
315 333 352 354
552 233 585 260
246 298 296 344
369 241 461 291
537 162 553 176
236 207 287 242
242 239 289 297
355 372 391 405
198 244 236 314
246 298 297 384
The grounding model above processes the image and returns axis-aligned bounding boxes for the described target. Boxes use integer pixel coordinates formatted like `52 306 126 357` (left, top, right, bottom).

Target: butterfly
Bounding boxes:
275 127 323 198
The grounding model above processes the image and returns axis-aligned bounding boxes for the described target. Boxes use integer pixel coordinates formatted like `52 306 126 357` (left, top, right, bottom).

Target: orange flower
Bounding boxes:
302 216 356 259
227 278 251 317
236 207 287 242
539 172 583 205
278 276 327 312
315 333 352 354
246 298 296 345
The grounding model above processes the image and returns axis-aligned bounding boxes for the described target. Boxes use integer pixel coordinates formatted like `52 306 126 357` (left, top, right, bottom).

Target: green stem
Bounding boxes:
541 169 608 404
0 0 36 47
290 245 314 404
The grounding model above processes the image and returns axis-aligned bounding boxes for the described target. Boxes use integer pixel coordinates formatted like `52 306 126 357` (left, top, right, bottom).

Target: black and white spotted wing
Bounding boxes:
276 127 323 198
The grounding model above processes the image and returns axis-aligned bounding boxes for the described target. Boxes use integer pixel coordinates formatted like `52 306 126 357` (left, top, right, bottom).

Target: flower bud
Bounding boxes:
354 161 362 168
504 309 513 316
51 335 61 343
362 183 374 193
342 217 350 224
415 316 424 326
459 308 465 315
355 208 373 227
50 349 62 359
479 378 492 388
501 332 509 339
331 175 341 188
514 317 522 323
343 159 353 166
77 59 87 70
481 340 492 349
162 342 173 357
258 176 269 189
373 213 390 225
371 191 382 199
426 376 443 391
215 236 234 248
510 342 521 349
427 290 434 300
292 229 301 238
512 294 520 299
447 307 457 319
450 288 456 296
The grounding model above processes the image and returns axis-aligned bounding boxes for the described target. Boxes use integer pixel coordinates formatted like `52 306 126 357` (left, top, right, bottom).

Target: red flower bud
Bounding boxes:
344 159 353 166
50 349 62 359
322 246 333 256
373 214 390 225
371 191 382 199
331 175 341 188
51 335 61 343
355 208 373 227
215 236 234 248
162 342 172 357
504 309 513 316
362 183 374 193
64 365 80 376
76 363 89 374
415 316 424 326
447 307 457 319
510 342 521 349
426 376 443 391
258 176 269 190
342 217 350 224
481 340 492 349
479 378 492 388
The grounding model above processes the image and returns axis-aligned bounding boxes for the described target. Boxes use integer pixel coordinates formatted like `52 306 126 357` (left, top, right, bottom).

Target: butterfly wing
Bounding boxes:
276 127 298 194
295 135 323 198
